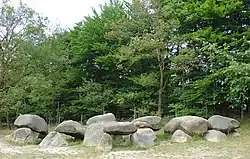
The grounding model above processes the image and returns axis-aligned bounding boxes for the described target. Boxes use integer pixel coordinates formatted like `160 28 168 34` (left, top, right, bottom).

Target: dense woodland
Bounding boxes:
0 0 250 128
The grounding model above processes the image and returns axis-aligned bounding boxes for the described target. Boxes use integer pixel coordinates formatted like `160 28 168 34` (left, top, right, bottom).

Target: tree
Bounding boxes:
57 0 129 120
0 0 48 128
163 0 250 118
107 0 180 117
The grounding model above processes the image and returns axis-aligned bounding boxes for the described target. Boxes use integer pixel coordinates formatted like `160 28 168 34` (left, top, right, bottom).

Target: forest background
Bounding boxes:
0 0 250 129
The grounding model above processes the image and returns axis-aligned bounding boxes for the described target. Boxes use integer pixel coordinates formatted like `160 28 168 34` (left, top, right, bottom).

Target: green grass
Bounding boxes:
156 129 171 141
0 129 12 138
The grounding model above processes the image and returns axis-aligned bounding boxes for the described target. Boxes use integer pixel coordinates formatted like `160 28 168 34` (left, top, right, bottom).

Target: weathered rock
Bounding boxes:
39 131 68 147
8 128 39 144
205 130 226 142
104 122 137 135
132 121 151 128
130 128 156 147
171 130 192 143
55 120 86 139
96 133 113 151
14 114 48 136
83 123 105 146
132 116 161 131
208 115 240 133
164 116 209 135
86 113 116 126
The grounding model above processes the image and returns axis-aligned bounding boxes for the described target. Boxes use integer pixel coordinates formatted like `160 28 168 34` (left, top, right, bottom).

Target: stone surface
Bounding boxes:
104 122 137 135
205 130 226 142
86 113 116 126
8 128 38 144
132 121 151 128
130 128 156 147
171 130 192 143
83 123 105 146
14 114 48 136
96 133 113 151
164 116 209 135
55 120 86 139
39 131 68 147
208 115 240 133
132 116 161 131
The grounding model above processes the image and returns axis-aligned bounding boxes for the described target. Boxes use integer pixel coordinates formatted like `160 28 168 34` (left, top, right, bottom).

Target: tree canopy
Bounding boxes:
0 0 250 127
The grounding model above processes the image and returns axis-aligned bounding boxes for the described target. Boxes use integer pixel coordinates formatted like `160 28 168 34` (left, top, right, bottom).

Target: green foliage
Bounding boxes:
1 0 250 123
156 132 171 142
169 103 209 117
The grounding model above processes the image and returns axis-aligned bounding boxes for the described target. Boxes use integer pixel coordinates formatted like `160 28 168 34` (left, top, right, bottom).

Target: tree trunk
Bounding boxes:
46 111 48 123
164 87 169 115
182 77 185 106
57 101 60 124
16 106 19 118
158 89 163 117
247 99 250 117
157 61 164 117
6 111 10 130
80 115 83 124
206 104 208 119
102 105 105 114
133 105 136 120
241 106 244 120
48 117 51 126
0 117 2 129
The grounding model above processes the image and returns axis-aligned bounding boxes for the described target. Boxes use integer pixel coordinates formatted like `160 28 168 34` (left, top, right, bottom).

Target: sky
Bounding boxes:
12 0 130 28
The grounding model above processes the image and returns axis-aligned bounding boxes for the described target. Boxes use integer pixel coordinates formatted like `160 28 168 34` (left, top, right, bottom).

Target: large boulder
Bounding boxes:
8 128 39 144
205 130 226 142
86 113 116 126
39 131 68 147
14 114 48 136
104 122 137 135
171 130 192 143
96 133 113 151
164 116 209 135
83 123 105 146
132 116 161 131
130 128 156 147
55 120 86 139
208 115 240 133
